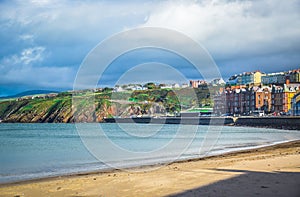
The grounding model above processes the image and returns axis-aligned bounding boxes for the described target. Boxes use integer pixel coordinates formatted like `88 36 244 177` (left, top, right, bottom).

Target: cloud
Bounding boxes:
0 0 150 56
19 47 45 65
1 65 75 88
0 46 75 90
0 0 299 96
0 0 152 95
144 0 300 73
18 34 34 42
1 46 45 72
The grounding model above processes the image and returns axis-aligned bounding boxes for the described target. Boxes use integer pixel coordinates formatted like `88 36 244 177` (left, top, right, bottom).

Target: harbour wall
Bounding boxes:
104 117 234 125
104 116 300 130
235 117 300 130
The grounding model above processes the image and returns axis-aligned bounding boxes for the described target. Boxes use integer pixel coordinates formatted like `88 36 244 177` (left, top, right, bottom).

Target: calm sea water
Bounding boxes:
0 123 299 183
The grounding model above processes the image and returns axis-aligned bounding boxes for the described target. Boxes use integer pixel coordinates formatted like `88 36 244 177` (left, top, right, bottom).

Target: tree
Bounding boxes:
144 82 156 90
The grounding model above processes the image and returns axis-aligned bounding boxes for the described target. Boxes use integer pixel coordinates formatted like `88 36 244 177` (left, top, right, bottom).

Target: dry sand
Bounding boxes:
1 140 300 197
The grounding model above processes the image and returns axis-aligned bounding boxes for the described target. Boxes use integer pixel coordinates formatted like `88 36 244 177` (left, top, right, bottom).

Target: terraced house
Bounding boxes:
215 69 300 115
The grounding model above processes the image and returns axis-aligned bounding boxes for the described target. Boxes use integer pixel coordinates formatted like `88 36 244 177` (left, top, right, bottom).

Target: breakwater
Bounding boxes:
104 116 300 130
235 117 300 130
104 117 234 125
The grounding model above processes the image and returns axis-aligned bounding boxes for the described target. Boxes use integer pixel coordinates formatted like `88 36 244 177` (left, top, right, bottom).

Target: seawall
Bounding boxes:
104 116 300 130
235 117 300 130
104 117 235 125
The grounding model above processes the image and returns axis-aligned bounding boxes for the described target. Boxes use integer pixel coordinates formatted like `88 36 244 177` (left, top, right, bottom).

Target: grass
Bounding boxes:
0 87 217 121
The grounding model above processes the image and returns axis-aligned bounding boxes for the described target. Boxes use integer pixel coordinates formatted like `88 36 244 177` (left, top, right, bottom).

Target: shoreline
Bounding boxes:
1 140 299 187
0 139 297 186
1 140 299 196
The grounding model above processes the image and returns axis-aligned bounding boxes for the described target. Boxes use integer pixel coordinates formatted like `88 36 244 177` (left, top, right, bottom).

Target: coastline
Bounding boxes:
1 140 299 196
0 123 300 185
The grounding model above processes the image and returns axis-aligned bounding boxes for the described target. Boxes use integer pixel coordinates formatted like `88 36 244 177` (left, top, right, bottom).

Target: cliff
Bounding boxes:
0 92 113 123
0 88 213 123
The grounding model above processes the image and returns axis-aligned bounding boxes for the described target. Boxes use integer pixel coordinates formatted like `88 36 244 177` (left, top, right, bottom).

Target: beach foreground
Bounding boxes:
1 141 300 197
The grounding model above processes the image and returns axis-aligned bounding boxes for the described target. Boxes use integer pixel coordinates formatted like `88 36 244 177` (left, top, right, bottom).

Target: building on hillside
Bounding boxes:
160 84 172 89
160 83 187 89
172 83 180 89
227 75 241 86
240 71 264 86
189 80 207 88
289 69 300 83
113 84 147 92
262 72 286 85
240 72 252 85
254 71 265 85
211 78 225 86
113 86 125 92
227 71 264 86
181 83 189 88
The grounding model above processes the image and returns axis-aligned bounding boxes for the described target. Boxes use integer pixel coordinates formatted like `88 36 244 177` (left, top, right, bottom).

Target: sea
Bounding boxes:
0 123 299 183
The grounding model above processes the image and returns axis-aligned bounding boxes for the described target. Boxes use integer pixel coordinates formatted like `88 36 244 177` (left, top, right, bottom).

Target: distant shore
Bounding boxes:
1 140 300 196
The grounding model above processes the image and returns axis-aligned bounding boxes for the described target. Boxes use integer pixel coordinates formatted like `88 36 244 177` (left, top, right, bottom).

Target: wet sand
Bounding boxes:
1 140 300 197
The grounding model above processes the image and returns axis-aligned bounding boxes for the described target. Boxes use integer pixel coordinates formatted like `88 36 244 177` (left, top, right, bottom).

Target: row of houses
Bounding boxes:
214 84 300 116
227 69 300 86
160 83 189 89
113 84 147 92
189 78 225 88
112 83 191 92
112 78 227 92
16 93 58 101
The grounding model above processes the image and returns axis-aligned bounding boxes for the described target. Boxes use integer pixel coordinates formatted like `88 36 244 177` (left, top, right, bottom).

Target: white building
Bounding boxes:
211 78 225 86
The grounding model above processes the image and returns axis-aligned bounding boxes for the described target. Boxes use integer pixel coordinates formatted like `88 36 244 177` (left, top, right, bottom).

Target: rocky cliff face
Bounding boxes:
0 97 116 123
0 87 213 123
119 102 166 117
0 98 167 123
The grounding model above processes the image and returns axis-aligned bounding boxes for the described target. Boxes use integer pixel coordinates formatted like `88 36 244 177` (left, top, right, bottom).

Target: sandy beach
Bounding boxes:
0 140 299 197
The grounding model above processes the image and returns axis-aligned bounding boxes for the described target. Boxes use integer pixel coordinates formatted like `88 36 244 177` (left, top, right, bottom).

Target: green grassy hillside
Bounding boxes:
0 87 216 123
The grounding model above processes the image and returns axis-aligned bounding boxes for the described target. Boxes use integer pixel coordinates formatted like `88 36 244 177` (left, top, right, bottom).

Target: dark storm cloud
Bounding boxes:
0 0 299 96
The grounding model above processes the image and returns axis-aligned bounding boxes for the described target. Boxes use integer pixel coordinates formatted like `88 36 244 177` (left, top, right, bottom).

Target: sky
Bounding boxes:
0 0 300 96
